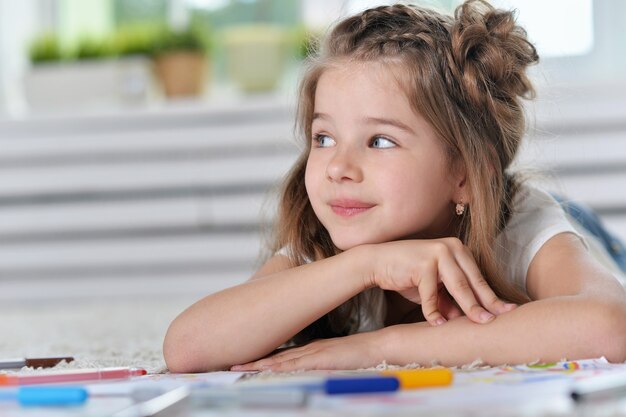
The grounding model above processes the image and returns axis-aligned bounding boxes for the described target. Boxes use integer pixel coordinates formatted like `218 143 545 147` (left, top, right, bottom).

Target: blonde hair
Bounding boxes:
270 0 538 343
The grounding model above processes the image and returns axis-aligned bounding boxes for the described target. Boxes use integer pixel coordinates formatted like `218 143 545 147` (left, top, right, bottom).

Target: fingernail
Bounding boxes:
434 317 447 326
480 311 495 322
504 303 517 310
231 365 242 370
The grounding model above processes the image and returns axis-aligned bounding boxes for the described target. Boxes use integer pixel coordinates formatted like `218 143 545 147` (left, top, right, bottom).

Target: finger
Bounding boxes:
231 350 293 371
417 264 447 326
438 289 463 320
453 246 517 314
437 255 494 324
260 348 315 368
271 350 344 372
231 354 286 370
255 341 325 368
231 362 263 371
263 355 313 372
398 287 422 305
264 345 308 361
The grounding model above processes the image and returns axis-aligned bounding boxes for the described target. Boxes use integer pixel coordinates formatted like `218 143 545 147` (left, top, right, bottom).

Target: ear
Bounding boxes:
451 159 470 204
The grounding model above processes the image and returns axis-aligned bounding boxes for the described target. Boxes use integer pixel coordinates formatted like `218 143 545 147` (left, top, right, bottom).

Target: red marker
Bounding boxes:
0 367 146 386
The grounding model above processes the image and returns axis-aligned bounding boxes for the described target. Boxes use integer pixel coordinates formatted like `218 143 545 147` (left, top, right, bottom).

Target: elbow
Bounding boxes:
162 322 195 373
585 299 626 363
163 320 228 373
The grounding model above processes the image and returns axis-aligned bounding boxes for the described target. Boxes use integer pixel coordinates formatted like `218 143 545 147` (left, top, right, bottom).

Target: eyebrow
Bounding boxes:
312 112 330 121
312 112 415 135
363 117 415 135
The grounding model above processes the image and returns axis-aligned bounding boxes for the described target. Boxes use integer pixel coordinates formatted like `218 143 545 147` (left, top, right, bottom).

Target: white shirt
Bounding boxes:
495 184 625 293
494 185 583 292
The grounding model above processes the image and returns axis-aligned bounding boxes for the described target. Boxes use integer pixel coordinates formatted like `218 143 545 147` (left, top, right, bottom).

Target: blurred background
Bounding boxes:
0 0 625 304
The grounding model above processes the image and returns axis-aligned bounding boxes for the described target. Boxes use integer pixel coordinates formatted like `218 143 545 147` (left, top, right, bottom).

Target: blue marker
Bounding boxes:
0 386 88 406
241 375 401 395
324 376 400 395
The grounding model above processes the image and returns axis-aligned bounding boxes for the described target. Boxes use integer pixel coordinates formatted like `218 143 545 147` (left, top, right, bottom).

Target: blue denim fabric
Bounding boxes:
553 195 626 273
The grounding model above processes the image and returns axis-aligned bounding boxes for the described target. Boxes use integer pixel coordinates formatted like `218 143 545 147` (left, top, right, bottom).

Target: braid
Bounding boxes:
328 5 451 57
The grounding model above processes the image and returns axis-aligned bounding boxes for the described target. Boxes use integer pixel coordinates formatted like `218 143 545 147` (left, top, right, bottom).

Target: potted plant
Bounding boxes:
221 24 290 93
152 26 210 98
23 29 154 111
29 32 65 64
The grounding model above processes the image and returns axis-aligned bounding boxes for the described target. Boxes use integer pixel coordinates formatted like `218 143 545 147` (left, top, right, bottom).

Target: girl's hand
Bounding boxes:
361 238 516 326
230 332 384 372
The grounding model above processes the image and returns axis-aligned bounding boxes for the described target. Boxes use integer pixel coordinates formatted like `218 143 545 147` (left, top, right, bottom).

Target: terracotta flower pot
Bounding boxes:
154 51 207 97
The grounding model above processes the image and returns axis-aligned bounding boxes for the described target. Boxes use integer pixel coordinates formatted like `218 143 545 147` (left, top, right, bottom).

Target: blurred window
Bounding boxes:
2 0 625 115
114 0 168 26
187 0 300 29
342 0 594 58
492 0 593 58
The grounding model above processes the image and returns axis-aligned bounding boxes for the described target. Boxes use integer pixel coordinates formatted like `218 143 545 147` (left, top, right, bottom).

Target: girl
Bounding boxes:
164 0 626 372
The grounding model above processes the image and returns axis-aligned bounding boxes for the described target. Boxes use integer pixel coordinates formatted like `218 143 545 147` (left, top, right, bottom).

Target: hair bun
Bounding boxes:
450 0 539 107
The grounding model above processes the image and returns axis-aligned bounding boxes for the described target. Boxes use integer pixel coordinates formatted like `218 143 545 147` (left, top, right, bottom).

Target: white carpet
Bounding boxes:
0 296 197 375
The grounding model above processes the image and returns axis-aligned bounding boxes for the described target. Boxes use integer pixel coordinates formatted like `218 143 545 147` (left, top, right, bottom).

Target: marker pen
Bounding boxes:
0 367 146 386
381 368 454 389
324 376 400 394
0 356 74 370
191 387 307 408
571 372 626 402
239 375 401 395
0 386 88 406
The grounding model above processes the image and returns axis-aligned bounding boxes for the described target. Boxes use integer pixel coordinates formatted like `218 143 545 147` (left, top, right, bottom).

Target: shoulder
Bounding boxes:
495 183 585 291
507 184 570 228
527 226 624 301
500 183 583 252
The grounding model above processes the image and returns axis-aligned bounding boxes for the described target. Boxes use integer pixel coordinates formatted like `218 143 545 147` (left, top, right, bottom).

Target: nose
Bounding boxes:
326 147 363 183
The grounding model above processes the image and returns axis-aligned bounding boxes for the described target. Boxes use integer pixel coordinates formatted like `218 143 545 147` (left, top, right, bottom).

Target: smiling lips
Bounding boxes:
329 199 375 217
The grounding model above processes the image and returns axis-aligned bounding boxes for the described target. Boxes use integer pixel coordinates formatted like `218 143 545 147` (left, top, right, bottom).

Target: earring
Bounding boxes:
455 202 466 216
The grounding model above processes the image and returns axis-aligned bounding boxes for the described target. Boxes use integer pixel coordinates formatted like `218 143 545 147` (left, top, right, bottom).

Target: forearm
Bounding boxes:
164 248 368 372
382 295 626 366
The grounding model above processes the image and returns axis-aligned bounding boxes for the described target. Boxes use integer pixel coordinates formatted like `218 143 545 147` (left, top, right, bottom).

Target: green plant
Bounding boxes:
29 33 65 64
27 24 211 64
113 24 160 57
74 37 115 60
151 26 209 56
291 26 320 60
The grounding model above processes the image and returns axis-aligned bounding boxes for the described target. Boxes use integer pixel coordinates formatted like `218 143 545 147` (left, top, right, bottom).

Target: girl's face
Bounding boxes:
305 62 466 250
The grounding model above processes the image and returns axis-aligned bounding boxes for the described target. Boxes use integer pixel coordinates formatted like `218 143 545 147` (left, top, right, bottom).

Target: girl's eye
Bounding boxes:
313 134 336 148
370 136 396 149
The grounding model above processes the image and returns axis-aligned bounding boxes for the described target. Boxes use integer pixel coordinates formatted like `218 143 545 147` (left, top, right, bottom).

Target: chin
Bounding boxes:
329 235 360 251
330 233 383 251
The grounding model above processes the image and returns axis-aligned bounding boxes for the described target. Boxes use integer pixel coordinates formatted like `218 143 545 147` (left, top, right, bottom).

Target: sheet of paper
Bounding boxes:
239 358 626 415
87 371 248 396
64 359 626 416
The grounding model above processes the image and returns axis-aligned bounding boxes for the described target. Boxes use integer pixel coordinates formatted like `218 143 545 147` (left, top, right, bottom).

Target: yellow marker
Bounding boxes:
381 368 453 389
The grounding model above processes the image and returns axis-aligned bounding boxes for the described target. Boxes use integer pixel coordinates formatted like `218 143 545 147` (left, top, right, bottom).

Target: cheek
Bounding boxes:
378 166 446 210
377 166 419 196
304 158 319 201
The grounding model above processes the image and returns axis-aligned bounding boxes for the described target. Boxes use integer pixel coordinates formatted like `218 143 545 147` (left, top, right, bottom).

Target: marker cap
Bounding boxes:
382 368 453 389
0 375 17 386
